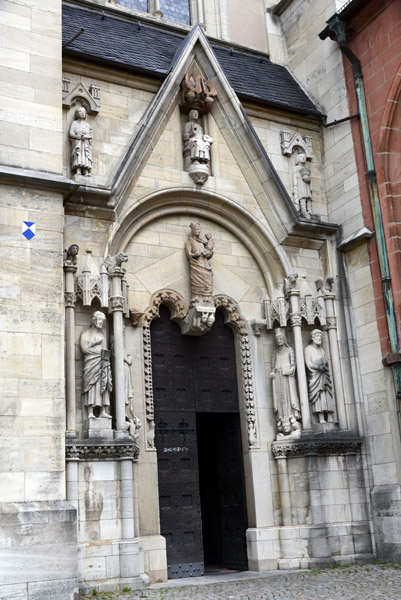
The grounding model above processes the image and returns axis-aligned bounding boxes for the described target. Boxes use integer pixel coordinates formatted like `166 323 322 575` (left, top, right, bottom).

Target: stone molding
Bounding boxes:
271 436 362 459
66 439 139 460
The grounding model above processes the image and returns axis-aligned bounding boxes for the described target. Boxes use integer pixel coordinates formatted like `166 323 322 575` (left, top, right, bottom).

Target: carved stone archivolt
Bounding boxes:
140 290 258 448
141 289 188 329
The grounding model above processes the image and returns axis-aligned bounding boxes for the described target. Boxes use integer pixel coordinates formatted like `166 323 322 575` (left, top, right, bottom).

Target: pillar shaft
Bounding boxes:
120 458 134 539
110 273 126 436
64 268 77 437
289 292 312 431
324 294 347 429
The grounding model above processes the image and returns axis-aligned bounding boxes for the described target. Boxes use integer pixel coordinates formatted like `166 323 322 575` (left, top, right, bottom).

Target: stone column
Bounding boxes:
66 459 79 510
64 261 78 437
109 270 126 438
288 283 312 431
276 457 292 526
120 458 134 539
323 287 347 430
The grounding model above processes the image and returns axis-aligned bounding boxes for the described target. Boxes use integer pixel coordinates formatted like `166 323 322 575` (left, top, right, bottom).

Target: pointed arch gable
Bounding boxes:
106 187 291 296
102 24 303 241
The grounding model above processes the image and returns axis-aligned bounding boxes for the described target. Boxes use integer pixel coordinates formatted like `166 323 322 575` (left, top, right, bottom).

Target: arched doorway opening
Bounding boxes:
151 305 248 579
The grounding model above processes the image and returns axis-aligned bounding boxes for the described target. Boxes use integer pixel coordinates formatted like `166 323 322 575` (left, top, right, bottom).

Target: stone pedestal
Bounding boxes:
82 416 113 440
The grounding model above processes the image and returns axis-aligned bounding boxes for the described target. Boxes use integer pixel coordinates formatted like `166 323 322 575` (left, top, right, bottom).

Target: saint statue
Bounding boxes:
270 328 301 439
69 107 93 176
304 329 335 423
185 223 214 305
183 109 213 184
124 354 141 438
293 153 312 219
80 311 112 419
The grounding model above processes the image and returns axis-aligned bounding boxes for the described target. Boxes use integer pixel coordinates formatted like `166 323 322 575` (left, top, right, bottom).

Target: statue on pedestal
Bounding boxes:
69 107 93 177
293 153 312 219
270 328 301 439
185 223 214 305
183 109 213 184
304 329 335 423
80 311 112 419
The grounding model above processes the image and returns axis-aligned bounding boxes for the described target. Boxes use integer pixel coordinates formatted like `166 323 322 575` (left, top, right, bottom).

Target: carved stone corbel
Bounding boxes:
180 303 216 336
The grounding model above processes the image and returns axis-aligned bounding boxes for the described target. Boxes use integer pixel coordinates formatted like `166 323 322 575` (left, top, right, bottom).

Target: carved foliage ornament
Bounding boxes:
271 437 362 459
141 290 188 329
66 439 139 461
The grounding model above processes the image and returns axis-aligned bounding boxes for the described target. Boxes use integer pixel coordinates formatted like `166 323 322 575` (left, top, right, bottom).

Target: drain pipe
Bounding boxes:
321 15 401 397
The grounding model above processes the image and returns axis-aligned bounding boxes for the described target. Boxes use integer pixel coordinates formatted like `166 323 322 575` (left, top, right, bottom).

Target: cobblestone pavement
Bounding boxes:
81 564 401 600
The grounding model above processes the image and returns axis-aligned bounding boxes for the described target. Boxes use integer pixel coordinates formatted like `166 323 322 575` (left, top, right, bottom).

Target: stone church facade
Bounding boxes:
0 0 400 598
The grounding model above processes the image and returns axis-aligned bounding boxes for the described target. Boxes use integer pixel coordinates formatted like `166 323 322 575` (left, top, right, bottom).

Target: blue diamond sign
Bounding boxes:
22 221 35 240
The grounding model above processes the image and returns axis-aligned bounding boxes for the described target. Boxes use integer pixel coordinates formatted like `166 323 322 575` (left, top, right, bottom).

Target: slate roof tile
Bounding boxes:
62 2 320 116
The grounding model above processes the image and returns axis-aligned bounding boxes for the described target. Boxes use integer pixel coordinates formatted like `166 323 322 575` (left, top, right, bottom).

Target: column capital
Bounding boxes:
110 296 124 312
326 316 337 330
290 312 302 327
64 291 77 308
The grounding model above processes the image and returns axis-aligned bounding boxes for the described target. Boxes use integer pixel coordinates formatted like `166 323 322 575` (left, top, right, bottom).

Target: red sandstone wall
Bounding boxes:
343 0 401 355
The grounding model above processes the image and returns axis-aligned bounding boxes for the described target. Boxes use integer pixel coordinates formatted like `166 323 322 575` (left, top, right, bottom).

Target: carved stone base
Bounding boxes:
187 163 210 185
312 421 339 434
82 416 113 440
180 303 216 336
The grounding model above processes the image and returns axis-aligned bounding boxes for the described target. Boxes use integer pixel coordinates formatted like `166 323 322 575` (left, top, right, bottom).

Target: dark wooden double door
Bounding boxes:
151 306 248 579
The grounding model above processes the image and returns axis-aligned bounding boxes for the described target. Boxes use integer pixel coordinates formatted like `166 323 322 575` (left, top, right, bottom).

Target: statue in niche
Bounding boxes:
124 354 141 439
270 328 301 439
183 109 213 184
80 311 112 419
304 329 335 423
293 153 312 219
69 107 93 177
185 223 214 305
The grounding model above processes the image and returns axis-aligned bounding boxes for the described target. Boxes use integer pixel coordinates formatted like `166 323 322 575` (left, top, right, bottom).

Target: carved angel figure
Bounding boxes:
185 223 214 305
69 107 92 176
293 153 312 219
270 328 301 439
80 311 112 418
304 329 335 423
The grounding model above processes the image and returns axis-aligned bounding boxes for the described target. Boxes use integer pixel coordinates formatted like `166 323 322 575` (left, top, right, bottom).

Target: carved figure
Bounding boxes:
64 243 79 266
183 110 213 184
180 73 217 113
69 107 93 176
80 311 112 418
183 109 213 163
293 153 312 219
270 328 301 439
185 223 214 305
103 252 129 273
124 354 141 438
304 329 335 423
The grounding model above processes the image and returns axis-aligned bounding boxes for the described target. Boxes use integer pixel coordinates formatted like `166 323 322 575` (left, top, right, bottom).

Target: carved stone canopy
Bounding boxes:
180 72 217 114
280 130 313 160
63 81 100 115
